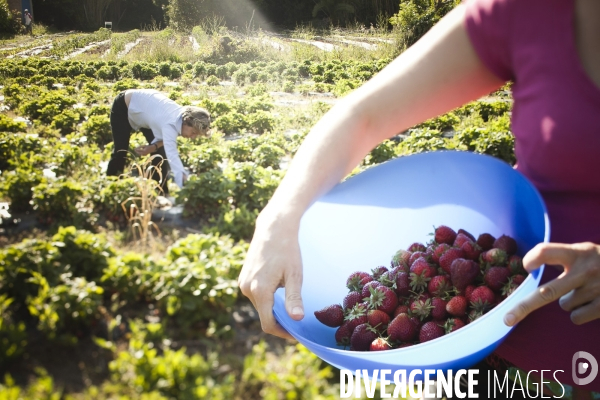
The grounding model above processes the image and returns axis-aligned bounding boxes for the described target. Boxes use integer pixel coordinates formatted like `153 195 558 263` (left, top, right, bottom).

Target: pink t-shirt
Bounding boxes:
465 0 600 391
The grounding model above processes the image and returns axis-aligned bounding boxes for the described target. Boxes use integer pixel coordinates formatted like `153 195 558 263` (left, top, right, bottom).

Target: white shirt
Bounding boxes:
127 89 186 187
24 13 31 25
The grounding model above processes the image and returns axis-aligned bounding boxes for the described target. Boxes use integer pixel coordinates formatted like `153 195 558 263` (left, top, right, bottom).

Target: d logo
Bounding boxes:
572 351 598 386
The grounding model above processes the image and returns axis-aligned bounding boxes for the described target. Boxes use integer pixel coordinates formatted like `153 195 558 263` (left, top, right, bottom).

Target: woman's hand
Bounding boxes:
504 242 600 326
134 144 155 156
238 210 304 340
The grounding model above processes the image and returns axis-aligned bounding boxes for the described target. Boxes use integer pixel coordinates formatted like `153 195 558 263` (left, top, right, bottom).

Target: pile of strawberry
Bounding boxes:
314 226 527 352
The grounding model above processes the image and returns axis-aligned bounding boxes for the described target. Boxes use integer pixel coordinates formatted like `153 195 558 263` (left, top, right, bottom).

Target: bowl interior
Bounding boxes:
273 151 549 373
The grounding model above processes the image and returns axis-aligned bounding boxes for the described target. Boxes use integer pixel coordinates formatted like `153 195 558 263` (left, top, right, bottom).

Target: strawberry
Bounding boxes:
314 304 344 327
391 249 412 269
361 281 382 299
367 309 391 331
419 321 445 343
470 286 495 314
501 275 526 297
409 297 433 321
431 243 450 264
409 251 429 266
335 321 353 346
409 257 436 291
476 233 496 251
344 304 368 331
366 286 398 315
388 313 417 342
458 229 476 242
481 248 508 267
446 295 467 317
371 266 389 280
444 317 466 333
393 304 410 317
434 225 456 245
464 285 476 302
351 323 379 351
431 297 448 320
428 275 451 297
512 274 526 285
397 343 414 348
507 255 525 275
468 309 483 322
461 240 483 261
408 243 427 253
395 272 411 297
370 337 392 351
450 258 480 291
484 266 510 292
453 233 472 248
378 270 397 288
493 234 518 256
343 291 363 310
346 272 373 292
439 248 465 274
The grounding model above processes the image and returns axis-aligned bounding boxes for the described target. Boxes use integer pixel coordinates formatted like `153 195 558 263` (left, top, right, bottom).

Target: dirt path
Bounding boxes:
63 39 111 60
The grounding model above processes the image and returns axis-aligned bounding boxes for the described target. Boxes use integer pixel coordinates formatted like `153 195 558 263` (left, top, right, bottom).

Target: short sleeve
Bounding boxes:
464 0 515 82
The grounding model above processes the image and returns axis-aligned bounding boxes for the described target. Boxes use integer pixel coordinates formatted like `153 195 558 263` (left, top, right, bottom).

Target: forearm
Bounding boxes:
261 4 504 228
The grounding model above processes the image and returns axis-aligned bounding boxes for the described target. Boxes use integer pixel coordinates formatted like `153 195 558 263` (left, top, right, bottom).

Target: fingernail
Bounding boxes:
292 307 304 316
504 313 516 326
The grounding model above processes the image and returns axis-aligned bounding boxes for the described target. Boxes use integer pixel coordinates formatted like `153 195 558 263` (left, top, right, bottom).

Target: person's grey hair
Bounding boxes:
182 106 211 133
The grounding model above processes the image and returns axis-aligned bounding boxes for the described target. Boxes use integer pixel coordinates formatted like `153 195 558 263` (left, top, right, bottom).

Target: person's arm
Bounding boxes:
162 129 186 188
238 4 506 339
134 141 163 156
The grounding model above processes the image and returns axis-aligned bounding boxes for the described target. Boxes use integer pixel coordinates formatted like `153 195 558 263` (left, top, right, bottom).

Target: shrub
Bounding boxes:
113 78 140 93
205 204 258 242
206 75 220 86
178 168 231 218
0 167 43 213
0 0 21 34
225 162 283 212
397 129 455 155
362 140 397 166
0 115 26 133
246 111 275 134
213 112 246 135
0 295 27 367
251 142 285 169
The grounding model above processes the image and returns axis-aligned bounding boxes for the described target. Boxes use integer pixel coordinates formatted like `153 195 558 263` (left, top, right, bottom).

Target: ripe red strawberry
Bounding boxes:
351 323 379 351
444 317 466 333
393 304 409 317
428 275 451 297
388 313 417 342
461 240 483 261
395 272 410 297
470 286 495 314
367 309 391 331
408 243 427 253
409 297 433 321
446 295 468 317
432 243 451 263
314 304 344 327
493 234 518 255
464 285 476 302
450 258 480 291
370 337 392 351
335 321 353 346
378 270 397 288
419 321 445 343
512 274 526 285
458 229 476 242
434 225 456 245
439 248 465 274
484 266 510 292
409 257 436 291
371 266 389 280
343 291 363 310
431 297 448 320
362 281 382 299
409 251 429 266
344 304 368 331
346 272 373 292
366 286 398 315
453 233 472 248
507 255 525 275
391 249 412 269
476 233 496 251
481 248 508 266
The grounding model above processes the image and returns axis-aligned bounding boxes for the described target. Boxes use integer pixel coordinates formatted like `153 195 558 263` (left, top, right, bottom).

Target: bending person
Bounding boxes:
106 89 211 194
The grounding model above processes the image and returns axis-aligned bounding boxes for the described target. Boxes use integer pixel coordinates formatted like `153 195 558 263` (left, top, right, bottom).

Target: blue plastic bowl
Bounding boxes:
273 151 549 376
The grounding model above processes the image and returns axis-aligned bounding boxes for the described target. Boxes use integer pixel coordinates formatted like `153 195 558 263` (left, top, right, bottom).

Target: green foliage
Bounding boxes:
51 28 112 58
81 114 112 145
0 0 21 34
418 112 460 131
20 90 77 124
100 252 157 303
205 204 258 242
178 168 231 218
251 142 285 169
0 132 42 171
0 167 44 213
113 78 140 93
31 178 97 229
362 140 397 166
0 114 26 133
184 144 225 174
397 128 456 155
390 0 460 48
225 162 283 212
0 295 27 366
93 177 140 224
51 226 115 281
452 115 515 164
206 74 220 86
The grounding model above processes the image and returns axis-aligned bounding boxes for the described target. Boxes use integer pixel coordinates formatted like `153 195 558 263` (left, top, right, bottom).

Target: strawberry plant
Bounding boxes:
0 295 27 367
205 204 259 241
0 167 44 213
0 114 26 133
178 168 232 218
82 115 112 145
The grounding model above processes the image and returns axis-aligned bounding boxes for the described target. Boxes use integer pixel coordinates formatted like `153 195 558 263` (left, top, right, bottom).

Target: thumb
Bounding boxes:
285 269 304 321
